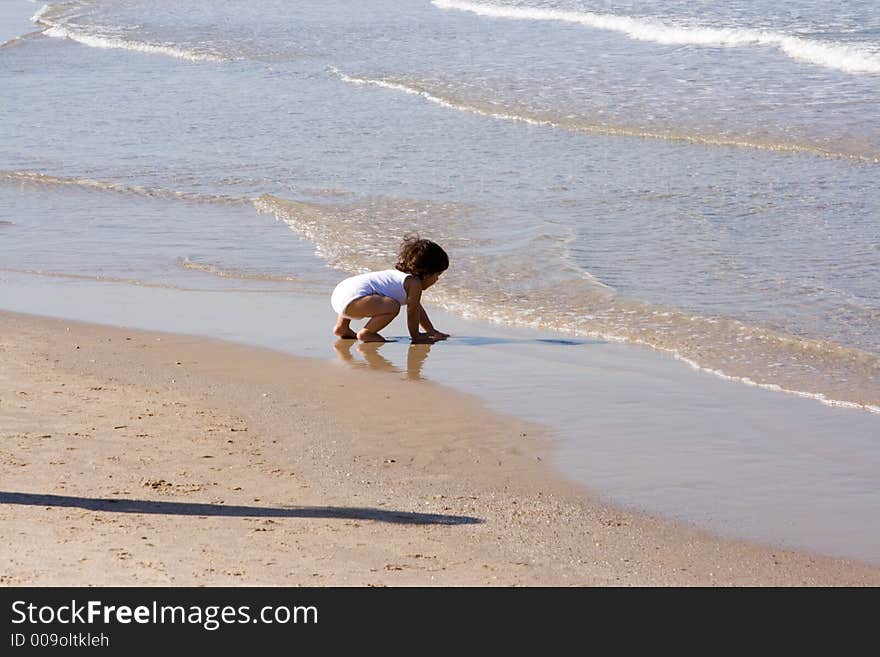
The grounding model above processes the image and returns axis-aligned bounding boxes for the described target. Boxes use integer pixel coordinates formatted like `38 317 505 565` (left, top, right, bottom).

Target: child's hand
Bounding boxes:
427 330 450 340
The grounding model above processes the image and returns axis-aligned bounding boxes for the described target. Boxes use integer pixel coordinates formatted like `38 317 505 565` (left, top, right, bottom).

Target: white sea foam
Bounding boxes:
30 4 50 22
466 291 880 415
31 4 228 62
331 67 557 127
40 25 227 62
436 285 880 416
672 352 880 415
432 0 880 75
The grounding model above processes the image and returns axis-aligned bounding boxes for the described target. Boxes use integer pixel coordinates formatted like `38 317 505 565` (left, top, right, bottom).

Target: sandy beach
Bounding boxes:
2 310 878 586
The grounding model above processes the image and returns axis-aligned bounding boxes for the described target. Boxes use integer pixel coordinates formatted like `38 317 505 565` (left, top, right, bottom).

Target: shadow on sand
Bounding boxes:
0 491 481 526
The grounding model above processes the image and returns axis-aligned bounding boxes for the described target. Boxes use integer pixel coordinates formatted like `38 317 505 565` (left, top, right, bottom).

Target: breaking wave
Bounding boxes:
432 0 880 75
31 3 229 62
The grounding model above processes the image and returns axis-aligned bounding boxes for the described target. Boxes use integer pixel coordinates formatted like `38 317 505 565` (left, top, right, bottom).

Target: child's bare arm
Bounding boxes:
419 306 435 332
420 306 449 339
405 278 434 343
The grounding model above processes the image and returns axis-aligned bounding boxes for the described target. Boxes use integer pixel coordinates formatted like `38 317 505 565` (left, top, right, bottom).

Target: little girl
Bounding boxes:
331 235 450 343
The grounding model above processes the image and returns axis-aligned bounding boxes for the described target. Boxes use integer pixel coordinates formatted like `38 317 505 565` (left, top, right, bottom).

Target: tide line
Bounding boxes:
331 68 879 163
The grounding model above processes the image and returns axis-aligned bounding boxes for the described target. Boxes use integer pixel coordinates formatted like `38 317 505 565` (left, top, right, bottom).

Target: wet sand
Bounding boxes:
2 310 878 586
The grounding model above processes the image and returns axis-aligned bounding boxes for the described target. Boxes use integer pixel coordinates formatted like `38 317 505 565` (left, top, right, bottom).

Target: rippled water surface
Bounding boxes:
2 0 879 411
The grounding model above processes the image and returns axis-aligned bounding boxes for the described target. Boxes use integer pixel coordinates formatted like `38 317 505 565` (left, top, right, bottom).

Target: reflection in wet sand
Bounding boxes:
405 343 431 380
332 339 432 380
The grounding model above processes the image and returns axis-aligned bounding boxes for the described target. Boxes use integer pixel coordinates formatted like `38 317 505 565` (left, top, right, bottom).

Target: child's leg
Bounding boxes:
333 315 357 339
345 295 401 342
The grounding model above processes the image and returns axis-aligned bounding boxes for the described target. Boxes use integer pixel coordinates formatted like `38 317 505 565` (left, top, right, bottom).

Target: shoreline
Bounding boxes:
4 272 879 563
4 270 880 563
2 310 879 585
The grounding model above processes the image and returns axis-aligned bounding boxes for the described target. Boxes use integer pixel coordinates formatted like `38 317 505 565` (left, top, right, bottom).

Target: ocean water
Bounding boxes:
2 0 880 560
2 0 878 413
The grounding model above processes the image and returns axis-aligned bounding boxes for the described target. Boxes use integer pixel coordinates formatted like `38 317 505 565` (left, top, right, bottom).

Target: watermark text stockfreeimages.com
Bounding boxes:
11 599 317 632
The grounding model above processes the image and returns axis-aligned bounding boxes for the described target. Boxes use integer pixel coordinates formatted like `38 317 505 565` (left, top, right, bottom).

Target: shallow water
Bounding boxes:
2 0 878 411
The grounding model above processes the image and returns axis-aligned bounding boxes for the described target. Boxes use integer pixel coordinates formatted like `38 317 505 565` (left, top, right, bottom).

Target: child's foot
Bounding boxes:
333 316 357 339
333 326 358 339
357 329 387 343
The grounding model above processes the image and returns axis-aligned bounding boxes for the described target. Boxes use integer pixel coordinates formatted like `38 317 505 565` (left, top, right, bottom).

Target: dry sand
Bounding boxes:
1 310 878 586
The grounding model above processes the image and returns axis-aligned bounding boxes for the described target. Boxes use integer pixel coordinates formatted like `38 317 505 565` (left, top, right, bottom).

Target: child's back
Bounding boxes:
331 269 410 316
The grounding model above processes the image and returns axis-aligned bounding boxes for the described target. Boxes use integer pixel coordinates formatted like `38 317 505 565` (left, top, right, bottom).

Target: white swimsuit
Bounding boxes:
331 269 411 318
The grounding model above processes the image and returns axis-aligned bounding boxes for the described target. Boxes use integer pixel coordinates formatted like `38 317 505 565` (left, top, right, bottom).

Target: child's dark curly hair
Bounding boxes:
395 234 449 278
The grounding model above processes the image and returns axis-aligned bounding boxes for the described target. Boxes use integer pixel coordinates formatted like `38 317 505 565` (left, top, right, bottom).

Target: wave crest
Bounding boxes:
432 0 880 75
332 69 879 162
32 3 228 62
